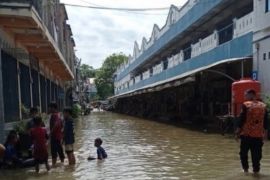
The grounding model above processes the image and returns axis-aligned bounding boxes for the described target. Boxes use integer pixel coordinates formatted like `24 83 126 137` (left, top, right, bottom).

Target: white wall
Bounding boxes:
253 0 270 35
253 39 270 96
253 0 270 95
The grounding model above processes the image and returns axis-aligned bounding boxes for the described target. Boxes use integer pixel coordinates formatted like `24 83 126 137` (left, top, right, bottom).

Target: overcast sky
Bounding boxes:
60 0 187 68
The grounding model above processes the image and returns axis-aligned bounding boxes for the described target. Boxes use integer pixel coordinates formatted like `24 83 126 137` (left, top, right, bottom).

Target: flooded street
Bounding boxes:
1 112 270 180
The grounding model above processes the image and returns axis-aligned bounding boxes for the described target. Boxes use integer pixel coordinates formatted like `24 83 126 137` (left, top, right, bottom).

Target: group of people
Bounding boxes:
0 102 108 173
0 102 76 173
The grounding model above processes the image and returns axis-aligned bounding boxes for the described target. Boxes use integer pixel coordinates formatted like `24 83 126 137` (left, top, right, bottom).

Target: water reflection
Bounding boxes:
1 112 270 180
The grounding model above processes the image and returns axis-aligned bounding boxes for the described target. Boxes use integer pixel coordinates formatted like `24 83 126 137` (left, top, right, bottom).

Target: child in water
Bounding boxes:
63 108 76 165
88 138 107 160
30 117 50 173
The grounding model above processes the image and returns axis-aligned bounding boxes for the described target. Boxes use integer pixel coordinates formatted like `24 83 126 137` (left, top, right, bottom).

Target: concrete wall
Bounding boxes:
253 0 270 34
253 0 270 96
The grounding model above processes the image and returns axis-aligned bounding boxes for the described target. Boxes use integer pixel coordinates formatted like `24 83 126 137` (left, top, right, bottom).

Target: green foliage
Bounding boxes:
72 103 82 118
95 53 128 99
13 120 27 134
80 64 96 79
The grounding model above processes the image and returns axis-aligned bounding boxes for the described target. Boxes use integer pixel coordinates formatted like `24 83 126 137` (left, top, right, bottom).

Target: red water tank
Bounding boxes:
231 78 261 117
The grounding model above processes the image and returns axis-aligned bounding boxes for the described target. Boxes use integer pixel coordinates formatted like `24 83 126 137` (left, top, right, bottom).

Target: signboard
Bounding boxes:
252 71 258 80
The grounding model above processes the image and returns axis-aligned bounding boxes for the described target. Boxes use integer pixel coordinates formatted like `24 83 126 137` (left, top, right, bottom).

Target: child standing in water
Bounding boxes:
63 108 76 165
88 138 107 160
30 117 50 173
49 102 65 166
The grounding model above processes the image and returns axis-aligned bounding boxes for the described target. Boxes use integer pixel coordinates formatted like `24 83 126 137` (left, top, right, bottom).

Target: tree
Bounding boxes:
79 64 96 79
95 53 128 99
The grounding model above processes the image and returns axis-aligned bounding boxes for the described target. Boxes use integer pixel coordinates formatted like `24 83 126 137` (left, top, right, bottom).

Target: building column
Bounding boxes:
38 73 42 113
29 65 33 107
0 48 5 143
17 61 22 120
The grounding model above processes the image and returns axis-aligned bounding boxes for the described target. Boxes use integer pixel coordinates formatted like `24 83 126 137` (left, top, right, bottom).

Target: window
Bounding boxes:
267 0 270 12
263 53 266 60
269 52 270 59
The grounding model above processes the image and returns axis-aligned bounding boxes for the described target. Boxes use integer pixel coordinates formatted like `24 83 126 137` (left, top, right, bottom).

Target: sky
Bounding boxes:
60 0 188 68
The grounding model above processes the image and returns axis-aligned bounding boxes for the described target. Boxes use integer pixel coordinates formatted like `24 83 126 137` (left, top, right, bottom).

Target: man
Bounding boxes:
235 89 268 174
49 102 65 166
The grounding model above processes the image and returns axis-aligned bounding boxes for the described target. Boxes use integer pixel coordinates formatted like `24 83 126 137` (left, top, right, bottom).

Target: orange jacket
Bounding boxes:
240 101 267 138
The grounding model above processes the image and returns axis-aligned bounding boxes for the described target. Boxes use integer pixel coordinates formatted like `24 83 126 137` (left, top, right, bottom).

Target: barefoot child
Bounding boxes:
30 117 50 173
88 138 107 160
63 108 76 165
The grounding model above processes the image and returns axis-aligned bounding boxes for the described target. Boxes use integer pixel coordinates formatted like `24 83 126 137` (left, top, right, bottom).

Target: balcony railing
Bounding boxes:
115 33 253 95
233 12 254 38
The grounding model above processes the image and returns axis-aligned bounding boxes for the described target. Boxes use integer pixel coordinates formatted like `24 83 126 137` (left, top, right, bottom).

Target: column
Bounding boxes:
0 48 5 143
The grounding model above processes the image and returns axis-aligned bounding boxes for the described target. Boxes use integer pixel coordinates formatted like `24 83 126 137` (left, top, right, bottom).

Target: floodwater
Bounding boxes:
1 112 270 180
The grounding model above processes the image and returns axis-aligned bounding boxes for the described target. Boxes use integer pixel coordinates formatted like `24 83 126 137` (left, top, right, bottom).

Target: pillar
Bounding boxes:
0 48 5 143
17 61 22 120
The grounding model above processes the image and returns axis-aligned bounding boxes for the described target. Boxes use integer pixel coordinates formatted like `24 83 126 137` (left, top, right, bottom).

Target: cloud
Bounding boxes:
61 0 187 68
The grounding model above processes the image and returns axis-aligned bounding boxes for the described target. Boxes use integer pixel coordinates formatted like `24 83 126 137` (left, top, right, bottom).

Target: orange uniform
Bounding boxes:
239 101 267 138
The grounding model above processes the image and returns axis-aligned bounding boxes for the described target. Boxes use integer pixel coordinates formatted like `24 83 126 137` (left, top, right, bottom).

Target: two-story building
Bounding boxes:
0 0 77 141
112 0 270 126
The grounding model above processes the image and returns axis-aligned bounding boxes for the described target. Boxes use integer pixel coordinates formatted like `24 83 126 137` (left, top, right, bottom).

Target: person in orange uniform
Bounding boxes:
235 89 268 174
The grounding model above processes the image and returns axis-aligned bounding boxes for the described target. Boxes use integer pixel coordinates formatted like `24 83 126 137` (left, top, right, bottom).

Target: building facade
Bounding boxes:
0 0 77 142
112 0 270 126
253 0 270 96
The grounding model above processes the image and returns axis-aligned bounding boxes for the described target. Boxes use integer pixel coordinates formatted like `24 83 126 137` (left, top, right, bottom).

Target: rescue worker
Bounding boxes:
235 89 268 174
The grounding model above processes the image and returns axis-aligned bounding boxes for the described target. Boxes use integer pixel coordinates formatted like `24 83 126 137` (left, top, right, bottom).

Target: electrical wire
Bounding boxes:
63 3 170 12
68 1 169 16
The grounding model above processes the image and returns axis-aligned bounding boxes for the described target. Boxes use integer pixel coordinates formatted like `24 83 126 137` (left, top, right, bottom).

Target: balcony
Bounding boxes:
115 33 253 95
0 0 74 80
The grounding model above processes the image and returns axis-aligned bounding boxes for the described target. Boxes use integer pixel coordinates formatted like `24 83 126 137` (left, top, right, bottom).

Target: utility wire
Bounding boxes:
63 3 170 11
76 0 168 15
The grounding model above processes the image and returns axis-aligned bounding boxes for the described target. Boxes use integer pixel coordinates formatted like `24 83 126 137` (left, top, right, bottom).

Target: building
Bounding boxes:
112 0 270 126
253 0 270 96
0 0 77 141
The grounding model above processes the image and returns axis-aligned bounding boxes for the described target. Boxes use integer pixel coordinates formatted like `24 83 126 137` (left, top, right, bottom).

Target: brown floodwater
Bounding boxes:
1 112 270 180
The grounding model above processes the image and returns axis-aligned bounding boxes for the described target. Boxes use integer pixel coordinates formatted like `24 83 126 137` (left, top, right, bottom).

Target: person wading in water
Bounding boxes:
235 89 268 175
49 102 65 166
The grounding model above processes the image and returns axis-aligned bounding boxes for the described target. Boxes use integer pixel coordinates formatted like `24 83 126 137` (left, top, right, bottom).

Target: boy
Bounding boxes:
63 108 76 165
49 102 65 166
26 107 45 158
88 138 107 160
30 117 50 173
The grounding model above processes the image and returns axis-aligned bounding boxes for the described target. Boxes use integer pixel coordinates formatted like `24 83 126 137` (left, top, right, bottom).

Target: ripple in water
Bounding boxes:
1 112 270 180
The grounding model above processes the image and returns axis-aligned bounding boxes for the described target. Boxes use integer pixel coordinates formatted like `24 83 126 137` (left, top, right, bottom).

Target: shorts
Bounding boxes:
65 144 74 153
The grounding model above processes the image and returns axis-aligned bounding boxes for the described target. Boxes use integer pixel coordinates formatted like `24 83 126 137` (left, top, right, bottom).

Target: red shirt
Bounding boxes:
50 112 63 141
31 127 48 160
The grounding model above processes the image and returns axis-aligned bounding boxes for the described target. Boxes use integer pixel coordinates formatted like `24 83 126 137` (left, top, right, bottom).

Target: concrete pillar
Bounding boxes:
38 73 42 113
0 48 5 143
29 65 33 107
17 61 22 120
